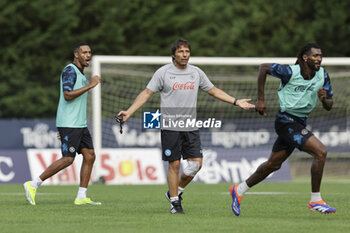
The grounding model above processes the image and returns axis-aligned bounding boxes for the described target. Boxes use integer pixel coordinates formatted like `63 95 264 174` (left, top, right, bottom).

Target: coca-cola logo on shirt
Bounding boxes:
172 81 195 90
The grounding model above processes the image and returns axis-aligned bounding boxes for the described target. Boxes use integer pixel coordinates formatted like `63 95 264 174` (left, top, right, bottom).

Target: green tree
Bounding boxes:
1 0 349 118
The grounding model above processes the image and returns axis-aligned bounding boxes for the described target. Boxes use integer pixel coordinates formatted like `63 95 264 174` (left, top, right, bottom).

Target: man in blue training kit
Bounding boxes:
24 42 101 205
230 43 336 215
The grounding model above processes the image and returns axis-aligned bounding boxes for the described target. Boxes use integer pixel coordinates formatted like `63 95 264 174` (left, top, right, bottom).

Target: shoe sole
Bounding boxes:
74 202 102 205
74 202 85 205
23 183 35 205
170 206 185 214
230 185 240 216
170 210 185 214
309 206 336 214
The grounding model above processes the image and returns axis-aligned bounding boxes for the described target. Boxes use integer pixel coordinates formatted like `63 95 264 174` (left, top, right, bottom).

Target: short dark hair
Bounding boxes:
74 42 91 53
295 43 321 64
171 39 191 60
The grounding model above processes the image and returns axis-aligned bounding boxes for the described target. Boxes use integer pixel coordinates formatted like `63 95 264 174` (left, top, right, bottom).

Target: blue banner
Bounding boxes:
0 119 58 149
0 150 31 183
0 118 349 152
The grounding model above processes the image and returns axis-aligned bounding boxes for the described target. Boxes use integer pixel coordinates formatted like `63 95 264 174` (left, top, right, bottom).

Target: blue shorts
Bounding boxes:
161 130 202 162
57 127 94 157
272 112 313 155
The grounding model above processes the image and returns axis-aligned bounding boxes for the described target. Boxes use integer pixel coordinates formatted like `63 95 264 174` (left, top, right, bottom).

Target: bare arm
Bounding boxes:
317 87 333 111
256 63 273 116
207 86 255 110
116 88 154 122
64 75 101 101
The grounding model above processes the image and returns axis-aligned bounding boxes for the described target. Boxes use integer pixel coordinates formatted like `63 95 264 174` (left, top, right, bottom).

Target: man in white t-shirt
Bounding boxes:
116 39 255 214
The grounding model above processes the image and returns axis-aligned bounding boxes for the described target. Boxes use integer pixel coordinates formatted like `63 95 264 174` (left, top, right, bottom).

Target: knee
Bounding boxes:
316 149 327 162
266 161 282 172
62 156 74 166
85 152 96 164
183 160 201 177
169 160 181 171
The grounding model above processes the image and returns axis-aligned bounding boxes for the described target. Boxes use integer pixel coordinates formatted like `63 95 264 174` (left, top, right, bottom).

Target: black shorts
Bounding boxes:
57 127 94 157
161 130 202 161
272 112 313 155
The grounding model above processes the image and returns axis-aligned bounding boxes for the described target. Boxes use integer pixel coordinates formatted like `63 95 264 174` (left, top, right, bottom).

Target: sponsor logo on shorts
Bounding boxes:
301 129 308 135
164 149 172 157
69 147 76 153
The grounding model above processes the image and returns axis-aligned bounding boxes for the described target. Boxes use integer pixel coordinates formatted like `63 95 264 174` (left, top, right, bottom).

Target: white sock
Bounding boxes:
170 196 179 202
76 187 87 200
31 177 43 189
310 192 322 202
237 181 250 196
178 186 184 195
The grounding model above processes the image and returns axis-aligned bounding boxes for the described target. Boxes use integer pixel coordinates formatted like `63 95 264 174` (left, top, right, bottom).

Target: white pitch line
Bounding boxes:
221 191 302 195
295 179 350 184
0 193 62 196
245 192 302 195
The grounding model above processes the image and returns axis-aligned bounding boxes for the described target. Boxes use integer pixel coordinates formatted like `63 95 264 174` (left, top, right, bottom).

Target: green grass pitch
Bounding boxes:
0 181 349 233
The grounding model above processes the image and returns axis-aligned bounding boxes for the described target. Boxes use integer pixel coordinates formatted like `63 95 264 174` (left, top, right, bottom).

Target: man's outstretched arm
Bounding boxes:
207 86 255 110
116 88 154 122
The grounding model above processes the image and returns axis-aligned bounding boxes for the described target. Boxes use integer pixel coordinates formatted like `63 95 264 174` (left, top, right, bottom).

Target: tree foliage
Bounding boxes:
1 0 349 118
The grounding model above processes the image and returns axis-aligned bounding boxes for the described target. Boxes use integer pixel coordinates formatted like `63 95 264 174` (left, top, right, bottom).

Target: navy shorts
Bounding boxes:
161 130 203 162
57 127 94 157
272 112 313 155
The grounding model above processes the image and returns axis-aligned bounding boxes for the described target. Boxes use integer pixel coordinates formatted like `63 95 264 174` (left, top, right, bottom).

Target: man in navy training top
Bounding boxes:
230 43 336 216
24 42 101 205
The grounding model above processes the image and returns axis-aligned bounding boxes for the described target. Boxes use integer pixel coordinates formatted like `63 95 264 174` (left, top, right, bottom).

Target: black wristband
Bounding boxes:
233 99 237 105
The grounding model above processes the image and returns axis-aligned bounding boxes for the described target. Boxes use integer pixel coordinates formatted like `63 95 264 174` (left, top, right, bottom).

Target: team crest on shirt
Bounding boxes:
69 147 76 153
301 129 309 135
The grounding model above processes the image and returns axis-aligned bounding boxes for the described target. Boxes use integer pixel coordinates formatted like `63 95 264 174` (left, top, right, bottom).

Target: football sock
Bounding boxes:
77 187 87 200
178 186 184 195
310 192 322 202
31 177 43 189
170 196 179 202
237 181 250 196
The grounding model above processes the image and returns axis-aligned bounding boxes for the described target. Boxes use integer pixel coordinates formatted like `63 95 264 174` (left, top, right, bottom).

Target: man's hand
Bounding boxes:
236 99 256 110
318 87 326 102
115 111 130 123
89 75 101 88
318 87 333 111
256 99 267 116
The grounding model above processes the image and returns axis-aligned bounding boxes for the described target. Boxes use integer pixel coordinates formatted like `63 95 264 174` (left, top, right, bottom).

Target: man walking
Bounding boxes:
24 42 101 205
116 39 255 214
